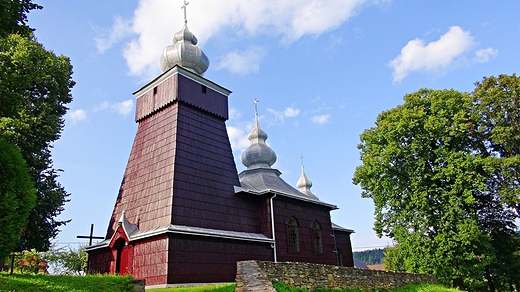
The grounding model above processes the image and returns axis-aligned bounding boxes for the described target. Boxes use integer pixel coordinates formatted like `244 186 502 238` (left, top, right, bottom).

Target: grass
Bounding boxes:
272 281 460 292
0 272 134 292
0 273 458 292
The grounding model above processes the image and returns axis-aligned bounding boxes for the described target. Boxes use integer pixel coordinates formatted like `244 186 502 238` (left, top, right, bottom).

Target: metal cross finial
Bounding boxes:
253 98 259 118
300 154 305 167
181 0 189 23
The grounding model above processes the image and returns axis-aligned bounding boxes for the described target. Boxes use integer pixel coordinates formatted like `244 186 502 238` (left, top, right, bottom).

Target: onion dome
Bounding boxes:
159 23 210 75
297 165 314 196
241 113 277 170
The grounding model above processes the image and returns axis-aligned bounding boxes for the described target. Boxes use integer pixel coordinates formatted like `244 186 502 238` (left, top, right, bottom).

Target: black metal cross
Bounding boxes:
77 224 104 246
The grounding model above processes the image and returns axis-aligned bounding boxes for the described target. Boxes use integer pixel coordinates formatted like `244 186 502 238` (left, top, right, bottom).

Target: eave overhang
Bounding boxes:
84 224 273 252
234 185 338 210
332 222 355 233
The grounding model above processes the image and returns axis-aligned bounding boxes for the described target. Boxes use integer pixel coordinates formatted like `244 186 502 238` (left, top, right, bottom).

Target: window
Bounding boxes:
287 217 300 253
201 85 207 94
312 221 323 253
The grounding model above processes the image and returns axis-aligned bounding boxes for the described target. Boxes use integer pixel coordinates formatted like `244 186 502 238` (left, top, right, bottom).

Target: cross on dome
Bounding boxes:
181 0 189 23
253 98 259 118
159 0 210 75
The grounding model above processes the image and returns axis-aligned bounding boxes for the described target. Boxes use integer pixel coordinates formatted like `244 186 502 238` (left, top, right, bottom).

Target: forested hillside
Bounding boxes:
353 248 385 265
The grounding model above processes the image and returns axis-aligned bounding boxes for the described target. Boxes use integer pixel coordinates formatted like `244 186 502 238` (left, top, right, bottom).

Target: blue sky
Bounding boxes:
28 1 520 251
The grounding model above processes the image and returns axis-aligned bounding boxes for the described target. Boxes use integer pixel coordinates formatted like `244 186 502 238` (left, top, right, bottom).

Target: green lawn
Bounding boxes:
0 273 457 292
0 273 134 292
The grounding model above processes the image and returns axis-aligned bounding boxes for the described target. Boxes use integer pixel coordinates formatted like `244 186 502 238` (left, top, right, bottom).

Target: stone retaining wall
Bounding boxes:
236 260 437 291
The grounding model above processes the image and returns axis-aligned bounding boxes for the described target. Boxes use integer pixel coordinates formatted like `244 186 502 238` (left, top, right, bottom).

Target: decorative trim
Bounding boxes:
133 65 231 98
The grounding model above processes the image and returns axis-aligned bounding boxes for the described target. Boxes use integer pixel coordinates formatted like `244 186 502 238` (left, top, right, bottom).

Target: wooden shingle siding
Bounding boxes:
132 236 169 286
334 231 354 267
106 104 178 239
170 104 261 233
89 64 354 285
273 196 337 265
167 235 272 283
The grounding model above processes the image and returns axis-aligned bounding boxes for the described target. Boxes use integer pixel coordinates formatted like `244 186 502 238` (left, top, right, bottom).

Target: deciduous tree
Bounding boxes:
0 1 75 251
472 74 520 214
0 138 36 260
0 0 41 37
353 88 519 290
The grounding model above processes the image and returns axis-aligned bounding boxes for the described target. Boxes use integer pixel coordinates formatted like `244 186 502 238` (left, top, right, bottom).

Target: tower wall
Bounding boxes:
106 66 261 238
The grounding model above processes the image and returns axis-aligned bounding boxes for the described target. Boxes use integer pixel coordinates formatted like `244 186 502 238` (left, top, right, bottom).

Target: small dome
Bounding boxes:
159 24 210 75
297 165 313 196
241 119 277 169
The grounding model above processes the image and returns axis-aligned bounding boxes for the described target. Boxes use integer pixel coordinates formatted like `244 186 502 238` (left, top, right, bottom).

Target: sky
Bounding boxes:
27 0 520 252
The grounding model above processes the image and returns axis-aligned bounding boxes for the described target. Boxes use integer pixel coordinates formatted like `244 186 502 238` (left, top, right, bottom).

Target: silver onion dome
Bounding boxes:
297 165 314 196
159 23 210 75
241 118 277 169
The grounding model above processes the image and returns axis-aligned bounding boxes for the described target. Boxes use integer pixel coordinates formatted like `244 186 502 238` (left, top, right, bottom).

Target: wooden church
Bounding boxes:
85 12 354 288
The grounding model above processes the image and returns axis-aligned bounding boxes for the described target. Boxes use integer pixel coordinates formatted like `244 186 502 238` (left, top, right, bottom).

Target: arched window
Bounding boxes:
287 217 300 253
312 221 323 253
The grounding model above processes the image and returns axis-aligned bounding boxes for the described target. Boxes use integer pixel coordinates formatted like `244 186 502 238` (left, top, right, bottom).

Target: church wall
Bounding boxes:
170 104 262 233
273 197 337 265
133 235 169 285
167 235 272 283
258 196 273 238
88 248 112 274
334 230 355 267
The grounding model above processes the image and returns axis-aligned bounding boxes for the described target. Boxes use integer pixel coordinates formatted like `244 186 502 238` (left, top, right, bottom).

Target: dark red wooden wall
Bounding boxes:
273 196 338 265
334 230 354 267
167 235 272 283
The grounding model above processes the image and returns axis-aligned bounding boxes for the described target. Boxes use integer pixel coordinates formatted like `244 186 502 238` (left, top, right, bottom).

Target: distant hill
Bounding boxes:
353 248 386 265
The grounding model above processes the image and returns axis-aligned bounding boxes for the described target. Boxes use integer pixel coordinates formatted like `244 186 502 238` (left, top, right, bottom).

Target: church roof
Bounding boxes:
332 222 355 233
85 223 273 252
237 101 337 209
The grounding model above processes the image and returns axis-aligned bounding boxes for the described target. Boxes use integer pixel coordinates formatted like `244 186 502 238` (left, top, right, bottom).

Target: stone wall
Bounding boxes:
238 260 436 291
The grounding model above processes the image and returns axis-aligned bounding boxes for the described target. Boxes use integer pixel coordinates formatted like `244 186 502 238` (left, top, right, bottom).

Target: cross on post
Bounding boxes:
253 98 259 118
77 224 104 246
181 0 189 23
300 154 305 167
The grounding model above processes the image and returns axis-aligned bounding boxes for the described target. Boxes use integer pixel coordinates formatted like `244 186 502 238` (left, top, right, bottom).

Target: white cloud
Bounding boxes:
94 101 110 111
312 114 330 124
95 100 134 116
228 108 243 121
67 109 87 124
94 16 133 53
216 47 266 75
284 107 300 118
267 107 300 123
389 26 475 82
474 47 498 63
112 99 134 116
96 0 371 79
227 122 253 154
